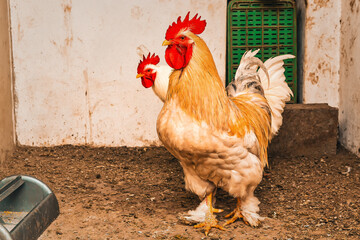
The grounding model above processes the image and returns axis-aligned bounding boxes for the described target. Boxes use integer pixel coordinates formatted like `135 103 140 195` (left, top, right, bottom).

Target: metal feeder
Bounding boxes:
0 175 59 240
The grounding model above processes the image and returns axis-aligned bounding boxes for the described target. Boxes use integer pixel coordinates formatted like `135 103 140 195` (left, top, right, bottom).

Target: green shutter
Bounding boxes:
227 0 297 103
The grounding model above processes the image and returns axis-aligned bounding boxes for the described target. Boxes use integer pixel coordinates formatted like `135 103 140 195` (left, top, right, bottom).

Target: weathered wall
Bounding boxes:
10 0 227 146
339 0 360 157
10 0 359 151
302 0 341 107
0 0 14 162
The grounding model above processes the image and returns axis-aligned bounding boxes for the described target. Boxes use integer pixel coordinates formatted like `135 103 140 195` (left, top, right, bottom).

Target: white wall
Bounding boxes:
302 0 341 107
11 0 227 146
301 0 360 157
340 0 360 157
10 0 360 156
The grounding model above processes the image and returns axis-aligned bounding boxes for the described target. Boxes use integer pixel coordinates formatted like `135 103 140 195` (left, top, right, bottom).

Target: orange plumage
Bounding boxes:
166 32 271 167
157 12 293 235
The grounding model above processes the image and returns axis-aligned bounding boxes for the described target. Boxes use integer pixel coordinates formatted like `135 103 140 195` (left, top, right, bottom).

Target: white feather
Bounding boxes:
179 199 209 223
234 49 260 80
241 194 265 227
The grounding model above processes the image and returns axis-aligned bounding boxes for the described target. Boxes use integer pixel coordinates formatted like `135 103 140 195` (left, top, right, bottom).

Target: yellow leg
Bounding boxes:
194 192 225 236
223 198 249 226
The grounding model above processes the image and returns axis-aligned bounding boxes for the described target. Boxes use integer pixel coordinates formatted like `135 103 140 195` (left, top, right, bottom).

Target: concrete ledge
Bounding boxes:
269 104 338 158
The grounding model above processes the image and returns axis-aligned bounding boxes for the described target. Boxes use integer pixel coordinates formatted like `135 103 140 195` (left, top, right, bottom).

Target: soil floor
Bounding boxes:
1 145 359 239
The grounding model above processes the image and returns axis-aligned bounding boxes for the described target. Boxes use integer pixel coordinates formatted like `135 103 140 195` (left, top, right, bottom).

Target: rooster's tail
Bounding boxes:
226 49 269 98
227 49 294 137
258 54 294 136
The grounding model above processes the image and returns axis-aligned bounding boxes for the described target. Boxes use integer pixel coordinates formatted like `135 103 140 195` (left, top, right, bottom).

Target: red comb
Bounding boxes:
137 53 160 73
165 12 207 40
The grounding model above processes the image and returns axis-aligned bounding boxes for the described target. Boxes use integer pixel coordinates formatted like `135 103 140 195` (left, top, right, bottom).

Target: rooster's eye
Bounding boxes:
180 36 185 40
147 69 151 72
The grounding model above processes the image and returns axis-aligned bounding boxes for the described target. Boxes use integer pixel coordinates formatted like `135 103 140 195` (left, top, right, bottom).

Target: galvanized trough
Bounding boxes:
0 175 59 240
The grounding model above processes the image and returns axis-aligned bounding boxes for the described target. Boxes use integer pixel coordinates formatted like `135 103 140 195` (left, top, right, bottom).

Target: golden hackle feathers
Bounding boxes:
167 32 230 131
166 32 272 167
230 95 271 167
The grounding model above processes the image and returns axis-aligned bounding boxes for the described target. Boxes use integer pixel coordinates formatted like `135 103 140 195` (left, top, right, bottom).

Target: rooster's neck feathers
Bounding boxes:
167 33 229 129
152 65 172 102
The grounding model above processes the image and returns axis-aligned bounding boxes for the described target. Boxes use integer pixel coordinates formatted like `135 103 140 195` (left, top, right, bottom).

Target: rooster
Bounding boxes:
136 53 172 102
156 12 294 235
135 51 289 228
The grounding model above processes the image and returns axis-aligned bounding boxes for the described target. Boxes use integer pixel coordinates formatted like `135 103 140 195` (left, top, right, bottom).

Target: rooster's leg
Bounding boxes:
224 198 249 226
193 192 225 235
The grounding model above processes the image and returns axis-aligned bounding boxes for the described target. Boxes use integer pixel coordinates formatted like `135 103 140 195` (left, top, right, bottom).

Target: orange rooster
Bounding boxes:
155 12 293 235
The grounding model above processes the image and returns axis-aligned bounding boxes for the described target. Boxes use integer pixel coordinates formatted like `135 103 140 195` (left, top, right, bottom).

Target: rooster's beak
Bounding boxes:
136 73 144 78
162 40 171 46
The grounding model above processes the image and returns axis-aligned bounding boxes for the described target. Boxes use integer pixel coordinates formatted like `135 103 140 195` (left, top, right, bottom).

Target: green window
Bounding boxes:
227 0 297 103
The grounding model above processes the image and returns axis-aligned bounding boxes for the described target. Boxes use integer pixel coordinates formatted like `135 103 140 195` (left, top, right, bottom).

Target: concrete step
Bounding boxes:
269 104 338 158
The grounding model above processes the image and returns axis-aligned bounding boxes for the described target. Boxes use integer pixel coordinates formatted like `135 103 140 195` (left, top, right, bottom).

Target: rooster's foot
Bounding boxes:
223 206 248 226
193 192 225 235
224 198 252 226
194 213 225 236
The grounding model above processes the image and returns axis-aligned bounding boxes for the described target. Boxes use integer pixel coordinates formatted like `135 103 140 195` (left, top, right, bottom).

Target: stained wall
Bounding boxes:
339 0 360 157
10 0 226 146
302 0 341 107
9 0 360 157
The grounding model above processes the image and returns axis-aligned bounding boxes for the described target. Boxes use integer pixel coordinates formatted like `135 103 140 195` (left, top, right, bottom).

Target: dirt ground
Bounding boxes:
1 145 359 239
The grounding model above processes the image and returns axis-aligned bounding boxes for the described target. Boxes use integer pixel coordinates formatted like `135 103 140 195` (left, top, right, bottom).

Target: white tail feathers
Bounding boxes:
227 49 270 98
234 49 260 79
234 49 270 87
258 54 294 136
231 49 294 137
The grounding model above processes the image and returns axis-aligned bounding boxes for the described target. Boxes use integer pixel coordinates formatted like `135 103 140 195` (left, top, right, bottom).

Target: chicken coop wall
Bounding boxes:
9 0 227 147
0 0 15 162
339 0 360 157
7 0 360 157
302 0 341 108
